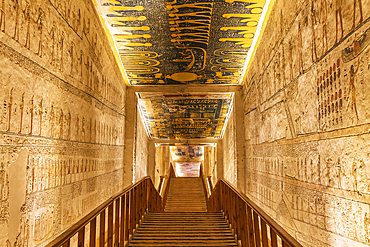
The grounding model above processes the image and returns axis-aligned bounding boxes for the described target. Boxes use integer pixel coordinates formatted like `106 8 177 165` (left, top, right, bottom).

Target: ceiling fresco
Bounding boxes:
170 146 204 161
137 93 234 139
94 0 267 85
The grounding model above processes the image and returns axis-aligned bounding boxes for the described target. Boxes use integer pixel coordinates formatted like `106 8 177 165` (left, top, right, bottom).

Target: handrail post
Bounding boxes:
208 178 303 247
99 209 105 247
90 218 97 247
46 176 173 247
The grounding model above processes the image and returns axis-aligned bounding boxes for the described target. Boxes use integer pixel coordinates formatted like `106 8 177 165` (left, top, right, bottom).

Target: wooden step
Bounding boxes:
127 178 237 247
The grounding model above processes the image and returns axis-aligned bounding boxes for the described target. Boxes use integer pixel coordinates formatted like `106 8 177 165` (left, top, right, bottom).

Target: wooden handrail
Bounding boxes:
199 164 211 198
160 163 176 209
47 176 162 247
158 176 165 194
208 178 303 247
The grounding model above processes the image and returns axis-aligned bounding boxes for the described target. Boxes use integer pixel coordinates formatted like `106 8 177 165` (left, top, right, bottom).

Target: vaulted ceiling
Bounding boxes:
94 0 270 139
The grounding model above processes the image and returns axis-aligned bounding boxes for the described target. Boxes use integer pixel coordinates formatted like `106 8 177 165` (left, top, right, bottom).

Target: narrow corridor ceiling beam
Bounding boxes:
129 85 242 93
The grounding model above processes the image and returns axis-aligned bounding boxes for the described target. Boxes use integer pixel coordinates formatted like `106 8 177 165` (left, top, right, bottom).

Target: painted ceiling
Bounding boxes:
137 93 233 139
94 0 267 85
170 146 204 161
171 146 204 177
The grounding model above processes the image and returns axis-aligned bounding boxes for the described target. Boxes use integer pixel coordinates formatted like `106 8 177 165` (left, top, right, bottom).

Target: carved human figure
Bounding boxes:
7 88 13 132
298 22 304 74
83 15 90 36
288 40 294 81
76 8 81 33
67 112 71 140
82 117 85 141
23 1 31 49
0 161 4 200
85 56 90 86
68 42 75 76
336 158 342 189
39 99 43 135
35 8 44 57
49 105 54 137
333 0 344 44
48 21 57 66
351 0 363 31
19 93 24 133
310 1 317 62
76 115 79 141
12 0 20 41
29 95 34 134
321 0 328 52
348 60 359 121
352 160 358 192
0 0 5 32
273 54 280 91
78 50 83 80
281 46 286 86
59 109 63 139
59 31 65 71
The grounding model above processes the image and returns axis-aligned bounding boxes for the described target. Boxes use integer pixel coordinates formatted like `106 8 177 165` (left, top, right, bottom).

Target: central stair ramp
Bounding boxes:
127 177 238 246
46 171 303 247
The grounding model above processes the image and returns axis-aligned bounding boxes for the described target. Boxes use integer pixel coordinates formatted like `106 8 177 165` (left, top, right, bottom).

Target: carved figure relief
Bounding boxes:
29 96 34 135
321 0 328 53
59 31 65 71
0 0 5 32
12 0 20 41
334 0 343 44
48 21 57 66
351 0 363 31
347 59 359 122
22 1 31 49
35 8 44 57
310 1 317 62
19 93 25 133
298 22 304 74
49 105 54 138
7 88 13 132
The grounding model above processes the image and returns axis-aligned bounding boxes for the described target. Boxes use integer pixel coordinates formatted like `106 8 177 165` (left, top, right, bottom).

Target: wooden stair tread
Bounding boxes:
127 178 237 247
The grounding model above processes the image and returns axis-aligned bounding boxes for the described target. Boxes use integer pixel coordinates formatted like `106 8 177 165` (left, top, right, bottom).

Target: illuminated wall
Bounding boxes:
134 110 149 183
0 0 126 246
223 109 237 186
243 0 370 246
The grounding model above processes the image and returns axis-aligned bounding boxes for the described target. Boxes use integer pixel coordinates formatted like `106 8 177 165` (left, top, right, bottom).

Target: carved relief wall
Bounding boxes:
243 0 370 246
134 110 149 183
223 109 237 187
0 0 126 246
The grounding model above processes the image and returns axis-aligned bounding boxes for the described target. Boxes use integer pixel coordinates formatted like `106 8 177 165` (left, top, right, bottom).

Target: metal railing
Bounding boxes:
208 179 303 247
46 176 162 247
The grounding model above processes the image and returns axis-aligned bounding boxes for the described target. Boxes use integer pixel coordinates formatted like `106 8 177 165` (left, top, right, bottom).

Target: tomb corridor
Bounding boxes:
1 0 370 246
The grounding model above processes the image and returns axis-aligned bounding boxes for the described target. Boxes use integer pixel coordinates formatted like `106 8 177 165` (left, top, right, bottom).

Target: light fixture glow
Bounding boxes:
239 0 274 85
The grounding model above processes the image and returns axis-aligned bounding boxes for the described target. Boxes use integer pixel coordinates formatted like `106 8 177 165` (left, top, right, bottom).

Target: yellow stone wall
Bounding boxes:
243 0 370 246
0 0 126 246
134 110 149 183
223 109 237 187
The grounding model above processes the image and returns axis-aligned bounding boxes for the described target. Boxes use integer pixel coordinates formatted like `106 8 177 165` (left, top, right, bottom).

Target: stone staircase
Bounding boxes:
165 177 207 212
127 177 238 247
